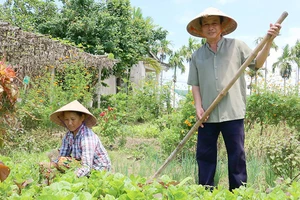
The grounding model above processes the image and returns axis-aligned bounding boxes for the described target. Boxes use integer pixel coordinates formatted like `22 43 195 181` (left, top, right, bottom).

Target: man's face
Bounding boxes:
200 16 222 39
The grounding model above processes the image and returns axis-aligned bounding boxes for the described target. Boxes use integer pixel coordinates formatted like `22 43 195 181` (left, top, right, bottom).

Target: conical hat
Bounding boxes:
50 100 97 128
187 7 237 38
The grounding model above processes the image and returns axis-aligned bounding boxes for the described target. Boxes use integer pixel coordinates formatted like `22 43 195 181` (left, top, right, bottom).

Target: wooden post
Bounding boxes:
50 65 55 103
97 66 102 109
149 11 288 182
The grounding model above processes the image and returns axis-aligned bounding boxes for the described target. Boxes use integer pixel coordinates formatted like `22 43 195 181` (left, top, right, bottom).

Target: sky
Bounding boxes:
0 0 299 92
130 0 300 91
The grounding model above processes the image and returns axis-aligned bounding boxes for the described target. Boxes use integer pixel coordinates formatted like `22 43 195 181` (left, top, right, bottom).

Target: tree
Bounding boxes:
291 40 300 95
0 0 170 81
180 37 202 63
131 7 167 77
37 0 169 84
254 37 278 89
168 50 185 107
153 39 173 62
0 0 57 31
272 44 293 94
246 68 263 94
150 38 173 86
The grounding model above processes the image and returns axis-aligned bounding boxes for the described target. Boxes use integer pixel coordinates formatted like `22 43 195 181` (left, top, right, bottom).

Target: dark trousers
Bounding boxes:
196 119 247 191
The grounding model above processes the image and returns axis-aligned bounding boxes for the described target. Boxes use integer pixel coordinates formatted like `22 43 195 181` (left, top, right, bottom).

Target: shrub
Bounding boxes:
265 133 300 180
179 91 197 133
1 128 61 156
126 123 161 138
0 59 19 148
93 106 120 144
246 90 300 133
16 62 94 131
155 90 198 157
110 79 172 124
159 127 182 157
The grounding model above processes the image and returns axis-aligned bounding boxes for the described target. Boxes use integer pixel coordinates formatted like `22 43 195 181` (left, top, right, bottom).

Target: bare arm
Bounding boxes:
255 23 281 69
192 85 208 127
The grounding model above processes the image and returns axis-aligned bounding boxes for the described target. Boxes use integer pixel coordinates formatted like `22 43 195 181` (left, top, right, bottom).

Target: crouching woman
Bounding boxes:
50 100 111 177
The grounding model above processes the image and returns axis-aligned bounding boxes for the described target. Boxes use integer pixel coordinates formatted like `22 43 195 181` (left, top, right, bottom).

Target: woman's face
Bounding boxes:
63 111 85 132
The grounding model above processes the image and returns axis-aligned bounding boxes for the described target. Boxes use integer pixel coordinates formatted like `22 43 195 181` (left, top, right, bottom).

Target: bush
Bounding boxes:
1 128 61 156
159 127 182 156
0 60 19 148
154 90 198 157
265 133 300 180
16 62 94 131
93 106 120 144
127 123 160 138
179 91 197 133
110 79 172 124
246 90 300 133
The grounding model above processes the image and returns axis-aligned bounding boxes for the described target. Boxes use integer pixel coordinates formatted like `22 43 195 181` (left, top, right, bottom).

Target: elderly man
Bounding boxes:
186 7 281 191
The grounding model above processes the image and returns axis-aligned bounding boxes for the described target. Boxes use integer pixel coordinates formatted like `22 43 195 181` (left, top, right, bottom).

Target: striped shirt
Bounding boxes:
59 124 111 177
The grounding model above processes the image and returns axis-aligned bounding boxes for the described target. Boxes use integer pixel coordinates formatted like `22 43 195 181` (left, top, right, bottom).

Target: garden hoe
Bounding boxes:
149 11 289 183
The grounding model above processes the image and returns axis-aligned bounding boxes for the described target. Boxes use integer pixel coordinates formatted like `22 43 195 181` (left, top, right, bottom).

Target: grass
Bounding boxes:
109 144 276 190
109 142 198 183
108 123 298 190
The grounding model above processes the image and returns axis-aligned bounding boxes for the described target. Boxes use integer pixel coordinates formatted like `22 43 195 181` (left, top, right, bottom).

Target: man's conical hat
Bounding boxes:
187 7 237 38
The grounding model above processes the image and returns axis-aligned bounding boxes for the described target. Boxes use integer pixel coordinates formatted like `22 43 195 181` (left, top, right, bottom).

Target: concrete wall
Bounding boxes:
130 61 146 86
99 75 117 95
97 61 157 96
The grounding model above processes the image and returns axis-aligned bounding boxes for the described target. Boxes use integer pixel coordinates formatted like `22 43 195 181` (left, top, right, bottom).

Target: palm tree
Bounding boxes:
132 7 170 85
246 68 263 94
254 37 278 89
156 39 173 86
132 7 155 27
291 40 300 95
142 57 162 73
168 50 185 107
272 44 293 94
180 37 203 63
180 37 204 93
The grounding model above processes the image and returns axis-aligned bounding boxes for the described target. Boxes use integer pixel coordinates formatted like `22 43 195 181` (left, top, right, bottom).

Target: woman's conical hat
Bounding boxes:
50 100 97 128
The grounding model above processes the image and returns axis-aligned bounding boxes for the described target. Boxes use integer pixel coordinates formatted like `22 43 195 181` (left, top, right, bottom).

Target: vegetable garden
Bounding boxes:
0 63 299 199
0 0 299 199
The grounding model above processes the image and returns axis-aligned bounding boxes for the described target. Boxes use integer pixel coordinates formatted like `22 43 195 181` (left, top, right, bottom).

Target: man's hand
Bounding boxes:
268 23 281 40
196 107 209 128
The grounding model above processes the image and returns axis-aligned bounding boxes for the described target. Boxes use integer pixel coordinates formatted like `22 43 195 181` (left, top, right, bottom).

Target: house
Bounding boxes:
99 53 169 96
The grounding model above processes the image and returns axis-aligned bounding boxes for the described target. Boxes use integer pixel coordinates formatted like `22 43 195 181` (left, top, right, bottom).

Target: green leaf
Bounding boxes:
78 192 94 200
